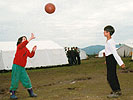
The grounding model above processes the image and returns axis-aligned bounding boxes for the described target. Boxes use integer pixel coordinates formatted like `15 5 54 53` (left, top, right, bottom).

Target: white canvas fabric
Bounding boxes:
117 44 133 57
80 49 88 60
0 50 5 70
0 40 68 70
98 49 105 57
0 42 16 70
125 44 133 60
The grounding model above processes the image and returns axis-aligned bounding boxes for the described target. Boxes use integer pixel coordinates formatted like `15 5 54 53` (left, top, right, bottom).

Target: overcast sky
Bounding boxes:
0 0 133 48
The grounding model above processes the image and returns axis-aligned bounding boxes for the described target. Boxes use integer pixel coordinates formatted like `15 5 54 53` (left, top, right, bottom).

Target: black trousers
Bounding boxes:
77 55 81 65
106 54 121 92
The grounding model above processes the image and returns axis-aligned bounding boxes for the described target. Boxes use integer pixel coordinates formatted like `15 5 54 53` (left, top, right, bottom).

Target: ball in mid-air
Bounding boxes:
45 3 56 14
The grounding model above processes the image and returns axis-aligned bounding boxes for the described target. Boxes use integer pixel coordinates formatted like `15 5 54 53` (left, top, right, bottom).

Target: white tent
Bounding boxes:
0 40 68 70
80 49 88 60
126 44 133 60
0 42 16 70
117 44 133 57
98 49 105 57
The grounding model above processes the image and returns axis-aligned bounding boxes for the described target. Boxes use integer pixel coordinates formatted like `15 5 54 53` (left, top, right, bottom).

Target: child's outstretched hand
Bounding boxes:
121 64 129 71
29 33 35 42
121 64 125 69
121 64 130 73
31 33 35 40
32 46 37 52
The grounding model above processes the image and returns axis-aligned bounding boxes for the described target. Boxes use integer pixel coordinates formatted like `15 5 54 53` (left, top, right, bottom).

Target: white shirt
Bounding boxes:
105 38 124 66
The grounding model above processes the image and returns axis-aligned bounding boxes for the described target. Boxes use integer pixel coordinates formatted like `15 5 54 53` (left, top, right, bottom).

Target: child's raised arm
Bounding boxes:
28 33 35 42
32 45 37 52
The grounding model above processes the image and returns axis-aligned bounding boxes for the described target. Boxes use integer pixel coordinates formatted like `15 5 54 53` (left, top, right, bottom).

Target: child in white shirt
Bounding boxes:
104 25 125 98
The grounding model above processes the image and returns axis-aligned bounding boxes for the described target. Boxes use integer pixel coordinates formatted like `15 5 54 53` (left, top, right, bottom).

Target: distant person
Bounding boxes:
64 47 67 54
104 25 126 98
76 47 81 65
70 47 76 65
67 48 72 65
73 47 77 64
9 33 37 99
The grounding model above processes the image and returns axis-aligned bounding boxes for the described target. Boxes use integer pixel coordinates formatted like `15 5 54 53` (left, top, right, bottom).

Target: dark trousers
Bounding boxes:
106 54 121 92
77 55 81 65
68 57 72 65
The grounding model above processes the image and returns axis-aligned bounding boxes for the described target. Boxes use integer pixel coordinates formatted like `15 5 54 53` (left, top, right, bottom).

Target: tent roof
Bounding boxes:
27 41 63 50
124 43 133 48
0 40 63 51
0 41 16 51
117 44 133 51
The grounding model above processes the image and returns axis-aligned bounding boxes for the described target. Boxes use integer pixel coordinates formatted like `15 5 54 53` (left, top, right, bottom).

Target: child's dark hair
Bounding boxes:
104 25 115 36
17 36 27 46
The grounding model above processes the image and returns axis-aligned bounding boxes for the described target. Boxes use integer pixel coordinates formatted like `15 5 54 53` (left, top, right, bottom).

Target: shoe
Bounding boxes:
107 92 119 98
27 88 37 97
10 90 18 99
110 91 113 94
115 91 122 96
110 90 122 95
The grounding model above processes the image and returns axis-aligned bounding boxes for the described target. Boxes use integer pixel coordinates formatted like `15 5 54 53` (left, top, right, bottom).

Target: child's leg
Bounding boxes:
106 55 121 92
20 68 37 97
107 67 120 91
10 64 20 91
19 68 32 89
113 71 121 91
10 64 21 99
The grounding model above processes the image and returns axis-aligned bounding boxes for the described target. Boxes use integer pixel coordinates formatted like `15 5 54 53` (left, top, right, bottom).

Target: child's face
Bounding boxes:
104 31 110 37
22 37 27 42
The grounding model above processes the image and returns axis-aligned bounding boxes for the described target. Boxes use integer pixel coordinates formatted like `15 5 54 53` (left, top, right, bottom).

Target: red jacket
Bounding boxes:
13 40 35 67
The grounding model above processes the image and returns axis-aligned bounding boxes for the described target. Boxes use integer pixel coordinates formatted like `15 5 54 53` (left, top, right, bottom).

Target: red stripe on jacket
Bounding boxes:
13 40 35 67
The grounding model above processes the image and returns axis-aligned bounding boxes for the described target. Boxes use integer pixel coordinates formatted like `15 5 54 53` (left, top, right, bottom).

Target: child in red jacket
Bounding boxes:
10 33 37 99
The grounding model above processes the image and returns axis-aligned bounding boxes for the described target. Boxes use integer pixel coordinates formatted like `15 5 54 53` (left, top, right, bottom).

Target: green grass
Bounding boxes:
0 57 133 100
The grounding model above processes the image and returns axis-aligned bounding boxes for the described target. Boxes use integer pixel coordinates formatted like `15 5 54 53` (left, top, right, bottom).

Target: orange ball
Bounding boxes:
45 3 56 14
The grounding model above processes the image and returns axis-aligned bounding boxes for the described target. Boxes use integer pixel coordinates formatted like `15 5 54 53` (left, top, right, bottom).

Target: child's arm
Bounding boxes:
103 53 106 64
108 42 125 68
32 45 37 52
27 46 37 58
28 33 35 42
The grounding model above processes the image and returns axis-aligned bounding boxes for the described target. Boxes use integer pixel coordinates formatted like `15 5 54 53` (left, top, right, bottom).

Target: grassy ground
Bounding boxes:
0 57 133 100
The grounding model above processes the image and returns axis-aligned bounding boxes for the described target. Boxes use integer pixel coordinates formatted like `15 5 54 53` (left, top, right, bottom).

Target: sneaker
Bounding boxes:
110 91 113 94
115 91 122 96
107 92 119 98
110 91 122 95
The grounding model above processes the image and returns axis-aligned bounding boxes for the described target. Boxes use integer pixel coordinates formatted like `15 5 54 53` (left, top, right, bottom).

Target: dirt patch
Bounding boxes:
43 83 56 87
72 77 92 82
67 87 76 90
0 88 8 94
129 69 133 73
35 76 92 89
121 70 129 73
121 69 133 73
